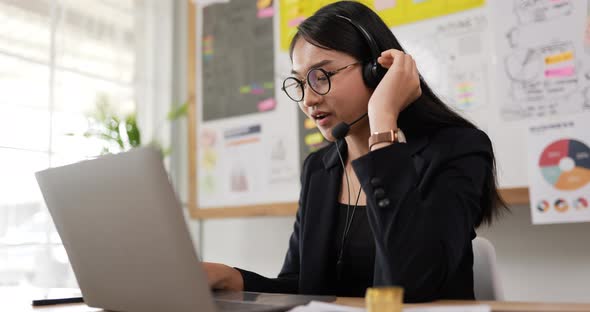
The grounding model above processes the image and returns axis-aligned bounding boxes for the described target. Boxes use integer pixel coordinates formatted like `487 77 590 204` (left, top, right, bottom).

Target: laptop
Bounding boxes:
35 147 335 312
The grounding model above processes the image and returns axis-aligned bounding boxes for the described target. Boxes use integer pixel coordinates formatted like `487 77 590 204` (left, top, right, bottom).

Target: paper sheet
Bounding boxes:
287 301 491 312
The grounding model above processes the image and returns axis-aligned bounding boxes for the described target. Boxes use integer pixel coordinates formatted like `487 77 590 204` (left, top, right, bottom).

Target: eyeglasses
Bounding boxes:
281 62 359 102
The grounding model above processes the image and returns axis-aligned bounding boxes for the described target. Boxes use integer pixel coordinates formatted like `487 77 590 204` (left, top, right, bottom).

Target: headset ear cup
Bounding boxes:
362 61 385 89
374 62 386 84
362 62 377 88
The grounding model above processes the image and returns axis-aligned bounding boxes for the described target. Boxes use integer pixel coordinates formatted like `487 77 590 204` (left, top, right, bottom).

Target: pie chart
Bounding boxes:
539 139 590 190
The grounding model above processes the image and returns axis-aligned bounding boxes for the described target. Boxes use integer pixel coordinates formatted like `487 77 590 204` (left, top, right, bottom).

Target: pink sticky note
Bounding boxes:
257 7 274 18
251 88 265 95
258 98 276 112
545 66 575 78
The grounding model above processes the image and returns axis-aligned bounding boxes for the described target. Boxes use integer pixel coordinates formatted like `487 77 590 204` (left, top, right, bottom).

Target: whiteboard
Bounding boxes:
193 0 590 211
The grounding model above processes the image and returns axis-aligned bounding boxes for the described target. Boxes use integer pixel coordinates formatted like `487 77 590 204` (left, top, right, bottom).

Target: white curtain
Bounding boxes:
0 0 177 289
135 0 176 151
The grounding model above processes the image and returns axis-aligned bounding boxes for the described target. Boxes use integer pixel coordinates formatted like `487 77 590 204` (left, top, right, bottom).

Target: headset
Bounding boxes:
336 15 386 89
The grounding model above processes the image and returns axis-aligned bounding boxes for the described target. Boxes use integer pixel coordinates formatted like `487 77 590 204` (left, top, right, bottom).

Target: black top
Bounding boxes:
236 127 490 302
334 203 375 297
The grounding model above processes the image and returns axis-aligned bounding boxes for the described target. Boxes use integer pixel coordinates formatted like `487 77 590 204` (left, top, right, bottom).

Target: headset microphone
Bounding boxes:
331 112 368 140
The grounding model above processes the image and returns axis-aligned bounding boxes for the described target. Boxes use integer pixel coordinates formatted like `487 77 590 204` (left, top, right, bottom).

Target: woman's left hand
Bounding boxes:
368 49 421 121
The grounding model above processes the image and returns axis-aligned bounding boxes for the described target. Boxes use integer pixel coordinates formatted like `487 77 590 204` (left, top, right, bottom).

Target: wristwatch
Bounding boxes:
368 128 406 150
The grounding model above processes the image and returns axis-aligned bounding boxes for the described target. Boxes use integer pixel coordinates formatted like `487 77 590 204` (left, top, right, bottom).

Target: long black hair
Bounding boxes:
289 1 507 226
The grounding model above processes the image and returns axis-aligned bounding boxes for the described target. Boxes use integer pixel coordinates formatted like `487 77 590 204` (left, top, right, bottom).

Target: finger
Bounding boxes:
377 56 393 68
387 49 404 59
407 57 419 85
389 50 406 70
381 49 403 62
378 55 393 65
410 57 422 98
409 57 420 82
404 54 414 73
381 48 403 56
411 57 420 79
378 52 394 65
380 50 394 59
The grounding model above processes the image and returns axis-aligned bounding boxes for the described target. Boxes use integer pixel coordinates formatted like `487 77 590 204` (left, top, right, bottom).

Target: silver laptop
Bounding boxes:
35 147 334 312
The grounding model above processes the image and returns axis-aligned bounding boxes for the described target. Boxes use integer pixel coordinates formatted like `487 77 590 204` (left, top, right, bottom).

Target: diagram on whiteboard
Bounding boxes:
527 113 590 224
394 10 490 114
504 42 578 111
492 0 590 121
514 0 572 25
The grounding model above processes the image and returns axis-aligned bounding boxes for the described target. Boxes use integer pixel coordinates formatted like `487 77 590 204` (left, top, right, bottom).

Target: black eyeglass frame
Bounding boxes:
281 62 360 102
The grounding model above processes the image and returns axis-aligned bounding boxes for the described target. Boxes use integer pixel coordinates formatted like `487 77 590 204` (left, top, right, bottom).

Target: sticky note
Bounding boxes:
258 98 277 112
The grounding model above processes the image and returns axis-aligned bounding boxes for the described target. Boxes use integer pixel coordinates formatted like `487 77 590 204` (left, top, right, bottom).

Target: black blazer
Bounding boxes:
237 127 493 302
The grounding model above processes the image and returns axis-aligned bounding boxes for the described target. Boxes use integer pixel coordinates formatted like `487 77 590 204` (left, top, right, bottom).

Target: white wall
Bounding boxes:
477 205 590 303
197 217 294 277
189 206 590 303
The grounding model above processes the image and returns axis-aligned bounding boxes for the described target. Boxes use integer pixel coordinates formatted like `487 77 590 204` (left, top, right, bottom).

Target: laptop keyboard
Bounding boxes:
215 300 293 312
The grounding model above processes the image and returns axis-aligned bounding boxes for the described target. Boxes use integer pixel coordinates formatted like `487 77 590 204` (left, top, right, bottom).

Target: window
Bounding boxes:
0 0 138 288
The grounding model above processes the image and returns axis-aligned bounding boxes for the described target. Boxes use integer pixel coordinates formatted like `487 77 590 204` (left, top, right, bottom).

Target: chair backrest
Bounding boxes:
472 237 504 300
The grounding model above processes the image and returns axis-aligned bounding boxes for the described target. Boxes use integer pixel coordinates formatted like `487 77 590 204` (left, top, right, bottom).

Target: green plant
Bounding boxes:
75 94 188 156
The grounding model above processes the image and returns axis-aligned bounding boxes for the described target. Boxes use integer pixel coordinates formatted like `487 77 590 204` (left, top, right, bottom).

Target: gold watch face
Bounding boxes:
369 129 407 147
378 131 394 142
369 130 396 147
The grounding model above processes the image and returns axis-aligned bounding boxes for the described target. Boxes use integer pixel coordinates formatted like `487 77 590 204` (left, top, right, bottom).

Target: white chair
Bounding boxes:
472 237 504 300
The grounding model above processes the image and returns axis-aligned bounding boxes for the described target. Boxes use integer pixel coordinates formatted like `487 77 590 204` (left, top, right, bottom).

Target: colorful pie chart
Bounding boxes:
539 139 590 191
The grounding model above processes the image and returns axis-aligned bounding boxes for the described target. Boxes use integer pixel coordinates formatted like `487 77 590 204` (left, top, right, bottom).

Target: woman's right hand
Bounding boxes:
369 49 421 121
202 262 244 291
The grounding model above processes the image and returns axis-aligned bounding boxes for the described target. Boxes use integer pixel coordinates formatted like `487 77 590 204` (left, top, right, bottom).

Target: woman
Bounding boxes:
203 1 506 302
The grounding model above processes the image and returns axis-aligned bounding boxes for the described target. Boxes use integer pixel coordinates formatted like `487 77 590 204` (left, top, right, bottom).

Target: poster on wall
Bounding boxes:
491 0 590 121
392 7 491 130
527 113 590 224
197 0 300 209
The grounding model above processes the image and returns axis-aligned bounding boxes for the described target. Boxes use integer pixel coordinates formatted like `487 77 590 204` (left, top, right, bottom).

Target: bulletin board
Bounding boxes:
187 0 590 219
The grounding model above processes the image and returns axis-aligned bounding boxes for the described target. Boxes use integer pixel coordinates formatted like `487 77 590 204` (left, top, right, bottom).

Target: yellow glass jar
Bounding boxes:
365 286 404 312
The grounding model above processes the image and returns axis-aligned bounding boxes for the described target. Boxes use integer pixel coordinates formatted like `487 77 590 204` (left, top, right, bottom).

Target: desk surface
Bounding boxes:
336 298 590 311
5 299 590 312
